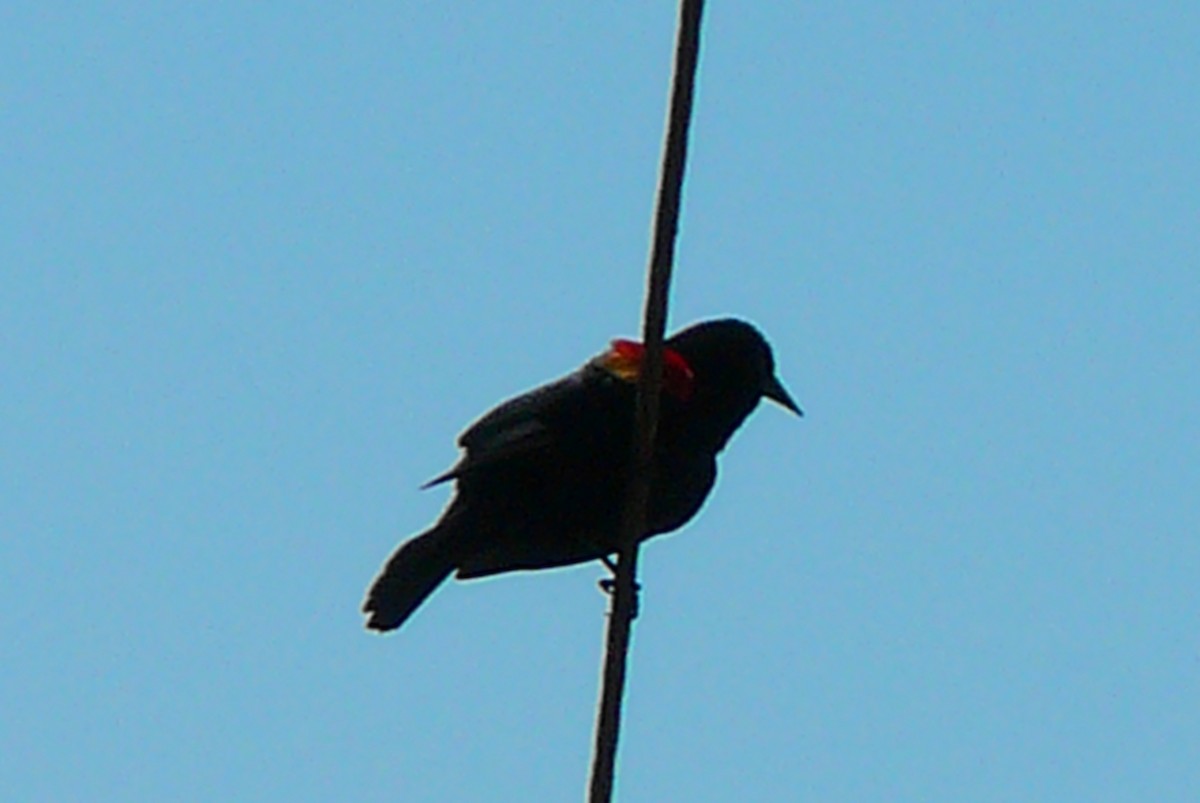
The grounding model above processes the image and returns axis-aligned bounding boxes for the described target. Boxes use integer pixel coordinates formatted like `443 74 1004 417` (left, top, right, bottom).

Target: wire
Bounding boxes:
587 1 707 800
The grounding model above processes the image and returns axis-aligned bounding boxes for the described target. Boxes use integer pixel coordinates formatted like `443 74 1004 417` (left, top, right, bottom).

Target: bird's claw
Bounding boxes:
597 576 642 619
598 562 640 595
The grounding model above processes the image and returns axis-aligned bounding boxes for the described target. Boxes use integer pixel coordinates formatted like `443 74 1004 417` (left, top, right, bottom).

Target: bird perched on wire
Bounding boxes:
363 318 801 632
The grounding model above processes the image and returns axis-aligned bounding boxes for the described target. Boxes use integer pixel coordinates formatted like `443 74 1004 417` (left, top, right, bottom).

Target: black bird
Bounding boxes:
363 318 801 632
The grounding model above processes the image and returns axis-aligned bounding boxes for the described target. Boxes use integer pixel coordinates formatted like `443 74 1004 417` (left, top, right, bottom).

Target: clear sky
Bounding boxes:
4 4 1198 801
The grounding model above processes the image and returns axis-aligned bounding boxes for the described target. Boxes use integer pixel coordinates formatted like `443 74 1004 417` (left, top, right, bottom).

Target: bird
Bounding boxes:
363 318 801 632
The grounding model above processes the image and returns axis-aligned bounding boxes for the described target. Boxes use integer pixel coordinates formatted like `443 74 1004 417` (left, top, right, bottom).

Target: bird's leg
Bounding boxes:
597 558 641 618
597 554 620 590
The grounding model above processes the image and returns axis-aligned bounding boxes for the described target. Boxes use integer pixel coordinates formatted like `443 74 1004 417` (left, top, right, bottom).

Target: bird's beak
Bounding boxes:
763 373 803 417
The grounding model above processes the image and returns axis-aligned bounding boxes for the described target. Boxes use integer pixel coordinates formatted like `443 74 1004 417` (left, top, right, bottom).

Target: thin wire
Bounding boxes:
587 1 706 800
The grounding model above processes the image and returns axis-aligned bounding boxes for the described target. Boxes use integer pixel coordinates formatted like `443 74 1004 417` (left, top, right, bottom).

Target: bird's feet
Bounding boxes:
597 577 641 594
598 574 641 619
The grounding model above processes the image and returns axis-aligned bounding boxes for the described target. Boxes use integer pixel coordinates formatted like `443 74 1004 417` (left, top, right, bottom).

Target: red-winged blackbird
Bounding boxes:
363 318 800 632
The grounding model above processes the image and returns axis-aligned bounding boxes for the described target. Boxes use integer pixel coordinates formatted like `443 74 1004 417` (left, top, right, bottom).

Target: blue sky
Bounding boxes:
4 4 1198 801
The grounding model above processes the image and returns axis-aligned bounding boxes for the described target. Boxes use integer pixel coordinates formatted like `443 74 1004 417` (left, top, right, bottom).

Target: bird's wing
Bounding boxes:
421 417 553 487
421 372 588 488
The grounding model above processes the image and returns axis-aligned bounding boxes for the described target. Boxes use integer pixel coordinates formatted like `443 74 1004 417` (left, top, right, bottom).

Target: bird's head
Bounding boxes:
596 318 800 450
664 318 801 449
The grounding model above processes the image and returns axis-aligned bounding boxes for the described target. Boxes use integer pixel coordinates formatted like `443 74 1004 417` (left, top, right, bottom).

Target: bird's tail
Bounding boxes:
363 522 463 632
